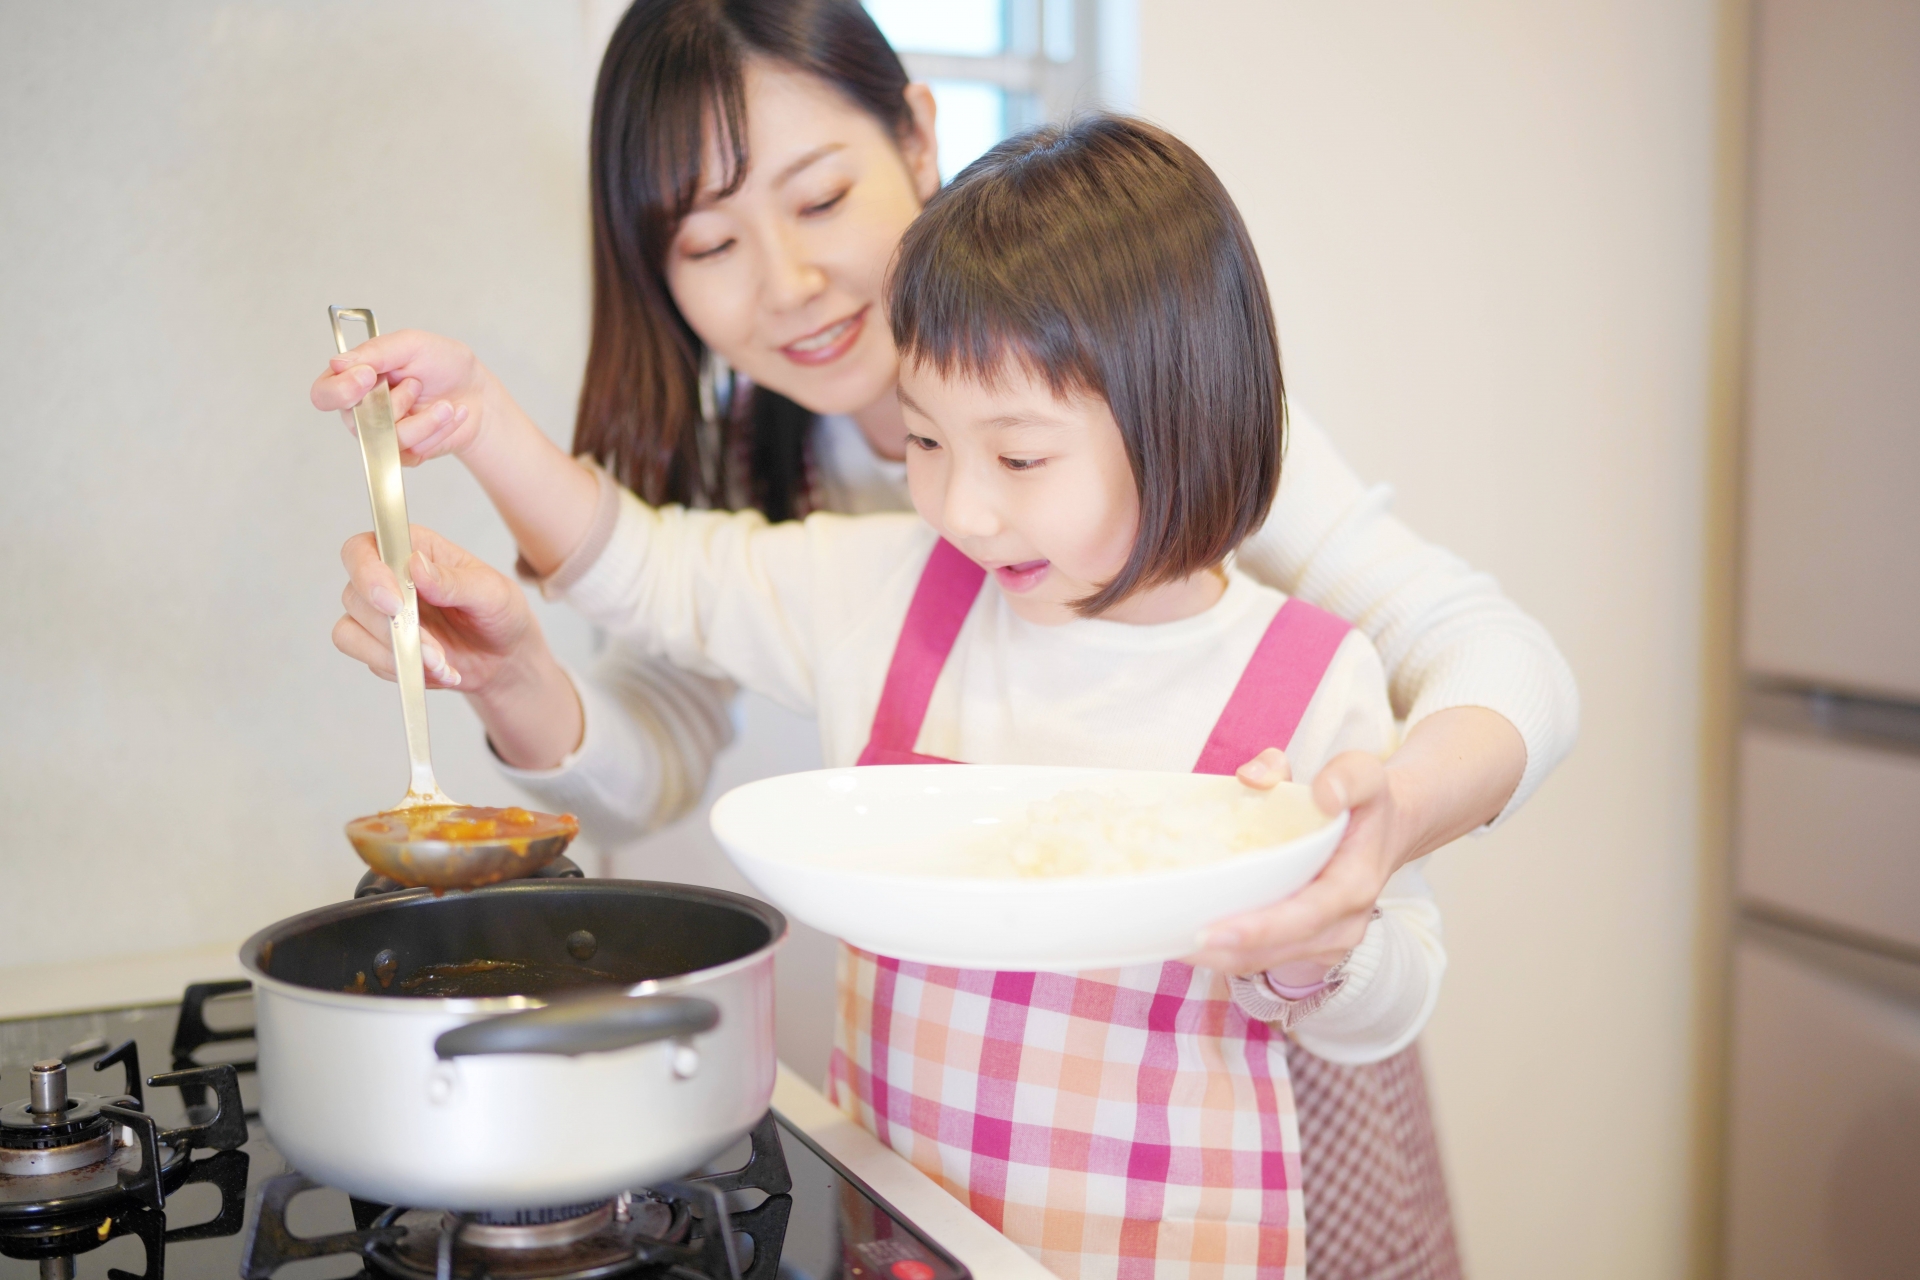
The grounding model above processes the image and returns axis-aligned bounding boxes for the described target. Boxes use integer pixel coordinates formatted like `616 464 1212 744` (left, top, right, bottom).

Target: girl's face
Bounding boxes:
899 359 1226 627
665 60 940 439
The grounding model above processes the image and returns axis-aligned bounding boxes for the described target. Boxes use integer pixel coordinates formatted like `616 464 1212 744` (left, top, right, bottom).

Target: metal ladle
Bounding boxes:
330 306 576 891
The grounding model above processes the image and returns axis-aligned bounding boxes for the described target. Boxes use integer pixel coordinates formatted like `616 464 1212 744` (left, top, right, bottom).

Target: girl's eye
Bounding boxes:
802 188 850 216
683 238 735 261
1000 456 1046 472
905 433 941 452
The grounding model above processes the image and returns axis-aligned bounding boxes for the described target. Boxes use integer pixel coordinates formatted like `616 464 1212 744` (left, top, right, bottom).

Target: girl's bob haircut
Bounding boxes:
888 114 1286 616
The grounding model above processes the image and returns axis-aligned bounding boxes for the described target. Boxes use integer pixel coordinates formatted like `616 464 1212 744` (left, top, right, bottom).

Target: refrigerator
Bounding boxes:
1723 0 1920 1276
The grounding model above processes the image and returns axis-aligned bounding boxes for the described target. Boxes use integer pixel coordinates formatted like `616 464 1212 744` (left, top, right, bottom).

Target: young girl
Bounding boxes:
515 115 1442 1278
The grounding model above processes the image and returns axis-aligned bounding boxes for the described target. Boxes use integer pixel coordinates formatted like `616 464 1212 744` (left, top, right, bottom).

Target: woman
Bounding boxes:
315 2 1577 1275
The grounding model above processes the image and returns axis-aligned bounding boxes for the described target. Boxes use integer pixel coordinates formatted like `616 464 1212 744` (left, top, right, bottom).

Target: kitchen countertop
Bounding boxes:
772 1064 1054 1280
0 943 1054 1280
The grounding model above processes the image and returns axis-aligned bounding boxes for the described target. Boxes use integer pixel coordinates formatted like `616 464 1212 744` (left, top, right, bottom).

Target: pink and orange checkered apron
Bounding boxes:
828 541 1357 1279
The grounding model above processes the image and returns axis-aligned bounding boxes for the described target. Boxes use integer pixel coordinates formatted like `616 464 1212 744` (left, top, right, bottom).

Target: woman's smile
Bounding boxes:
780 305 867 366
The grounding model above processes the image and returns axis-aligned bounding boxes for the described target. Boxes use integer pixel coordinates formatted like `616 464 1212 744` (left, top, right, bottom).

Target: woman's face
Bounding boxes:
664 59 940 426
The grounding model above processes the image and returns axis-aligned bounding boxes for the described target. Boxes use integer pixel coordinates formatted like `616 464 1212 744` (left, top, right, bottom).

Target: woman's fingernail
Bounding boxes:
1327 777 1349 810
414 555 438 586
370 585 402 616
443 666 462 688
351 364 376 386
1244 762 1270 782
432 401 453 423
453 404 469 425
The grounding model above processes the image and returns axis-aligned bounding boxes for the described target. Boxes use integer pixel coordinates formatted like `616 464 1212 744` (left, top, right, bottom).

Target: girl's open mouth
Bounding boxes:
780 307 866 367
992 559 1051 593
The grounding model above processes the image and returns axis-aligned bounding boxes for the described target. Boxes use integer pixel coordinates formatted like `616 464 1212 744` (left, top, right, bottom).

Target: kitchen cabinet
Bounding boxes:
1741 0 1920 702
1724 928 1920 1279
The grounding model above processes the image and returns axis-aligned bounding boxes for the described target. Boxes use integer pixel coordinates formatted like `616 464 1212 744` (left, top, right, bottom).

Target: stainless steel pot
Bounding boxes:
239 879 785 1210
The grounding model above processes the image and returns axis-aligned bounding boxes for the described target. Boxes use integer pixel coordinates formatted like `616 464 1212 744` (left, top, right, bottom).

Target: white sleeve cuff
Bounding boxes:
492 651 735 848
1289 876 1446 1065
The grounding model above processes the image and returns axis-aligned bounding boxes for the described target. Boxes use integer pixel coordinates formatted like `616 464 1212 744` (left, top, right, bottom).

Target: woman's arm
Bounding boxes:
1235 408 1578 819
1191 407 1576 975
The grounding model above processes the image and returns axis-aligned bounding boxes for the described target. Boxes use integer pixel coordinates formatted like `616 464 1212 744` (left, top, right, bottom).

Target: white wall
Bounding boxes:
3 3 1727 1272
0 3 606 964
1134 3 1723 1277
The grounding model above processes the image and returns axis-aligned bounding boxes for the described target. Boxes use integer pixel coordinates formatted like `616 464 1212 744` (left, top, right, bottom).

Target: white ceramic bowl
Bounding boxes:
709 765 1347 971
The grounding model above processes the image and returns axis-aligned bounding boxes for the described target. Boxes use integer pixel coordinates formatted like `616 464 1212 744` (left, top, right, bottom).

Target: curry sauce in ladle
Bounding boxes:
331 306 577 891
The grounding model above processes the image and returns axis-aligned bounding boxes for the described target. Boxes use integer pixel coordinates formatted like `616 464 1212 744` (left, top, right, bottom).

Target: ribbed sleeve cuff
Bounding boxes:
490 663 664 846
1402 629 1581 828
1226 913 1382 1031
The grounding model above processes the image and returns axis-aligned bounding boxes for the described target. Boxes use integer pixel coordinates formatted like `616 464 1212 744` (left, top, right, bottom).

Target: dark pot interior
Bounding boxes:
244 879 783 999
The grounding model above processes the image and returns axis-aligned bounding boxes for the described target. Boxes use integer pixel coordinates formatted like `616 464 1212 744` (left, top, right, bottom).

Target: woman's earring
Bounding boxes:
697 347 734 428
695 348 735 504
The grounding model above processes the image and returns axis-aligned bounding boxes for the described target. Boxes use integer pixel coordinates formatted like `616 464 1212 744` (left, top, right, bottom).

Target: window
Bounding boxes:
865 0 1123 182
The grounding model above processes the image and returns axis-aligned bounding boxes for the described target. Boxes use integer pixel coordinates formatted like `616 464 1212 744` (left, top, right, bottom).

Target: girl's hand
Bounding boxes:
1188 747 1395 977
333 525 536 693
310 329 490 466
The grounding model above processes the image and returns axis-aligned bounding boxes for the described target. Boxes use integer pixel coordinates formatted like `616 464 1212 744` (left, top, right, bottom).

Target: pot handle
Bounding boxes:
434 994 719 1059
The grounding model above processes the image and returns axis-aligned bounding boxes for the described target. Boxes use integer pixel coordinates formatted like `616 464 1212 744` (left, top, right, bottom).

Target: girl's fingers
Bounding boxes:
1312 751 1387 816
388 377 423 420
395 401 467 461
312 363 379 412
1235 748 1291 789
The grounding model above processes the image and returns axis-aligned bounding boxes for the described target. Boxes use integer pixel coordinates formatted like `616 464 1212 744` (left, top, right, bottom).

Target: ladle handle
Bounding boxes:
330 306 448 808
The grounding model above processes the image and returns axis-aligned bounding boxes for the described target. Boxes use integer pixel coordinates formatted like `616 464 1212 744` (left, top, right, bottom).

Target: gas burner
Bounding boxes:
0 1043 247 1225
242 1113 794 1280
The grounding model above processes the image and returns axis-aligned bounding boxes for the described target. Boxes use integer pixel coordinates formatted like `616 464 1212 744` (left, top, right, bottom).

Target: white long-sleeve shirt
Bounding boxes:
540 488 1443 1061
505 408 1576 843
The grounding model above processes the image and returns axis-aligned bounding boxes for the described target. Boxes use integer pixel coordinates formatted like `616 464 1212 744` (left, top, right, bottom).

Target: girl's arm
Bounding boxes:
311 330 601 575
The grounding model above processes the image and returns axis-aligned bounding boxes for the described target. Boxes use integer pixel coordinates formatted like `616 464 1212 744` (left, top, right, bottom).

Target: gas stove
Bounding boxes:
0 981 966 1280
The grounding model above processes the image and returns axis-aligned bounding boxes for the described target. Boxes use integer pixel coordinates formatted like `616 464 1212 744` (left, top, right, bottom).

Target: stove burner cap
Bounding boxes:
0 1080 120 1176
469 1203 607 1229
453 1201 618 1251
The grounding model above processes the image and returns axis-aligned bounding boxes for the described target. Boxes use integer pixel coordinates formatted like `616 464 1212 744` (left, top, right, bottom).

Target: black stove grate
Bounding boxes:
239 1112 795 1280
1 979 969 1280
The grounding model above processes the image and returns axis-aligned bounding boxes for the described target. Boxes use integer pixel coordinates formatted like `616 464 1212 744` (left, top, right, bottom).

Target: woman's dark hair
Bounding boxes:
889 114 1287 616
579 0 912 518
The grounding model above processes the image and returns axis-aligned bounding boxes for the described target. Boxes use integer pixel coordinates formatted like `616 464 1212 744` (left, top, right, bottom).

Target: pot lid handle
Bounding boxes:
434 994 719 1059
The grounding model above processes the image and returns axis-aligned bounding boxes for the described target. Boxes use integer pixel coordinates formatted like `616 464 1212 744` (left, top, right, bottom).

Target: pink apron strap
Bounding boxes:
856 539 987 766
1192 598 1353 776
